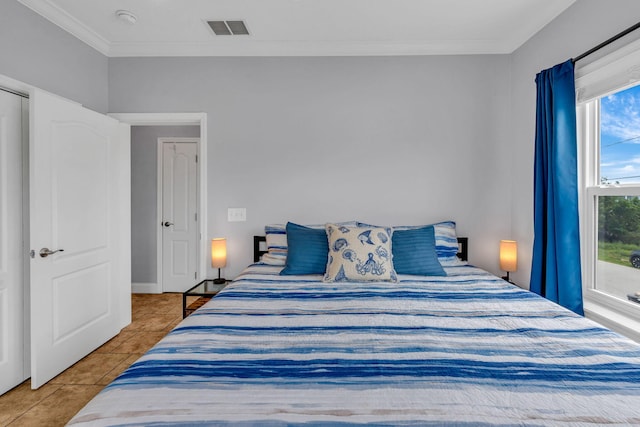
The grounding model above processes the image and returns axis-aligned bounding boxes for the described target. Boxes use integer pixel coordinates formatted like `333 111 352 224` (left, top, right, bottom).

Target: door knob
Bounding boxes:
163 221 174 227
39 248 64 258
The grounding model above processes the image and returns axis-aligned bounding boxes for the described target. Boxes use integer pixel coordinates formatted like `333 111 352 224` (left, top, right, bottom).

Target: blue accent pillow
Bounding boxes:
280 222 329 275
392 226 446 276
358 220 465 266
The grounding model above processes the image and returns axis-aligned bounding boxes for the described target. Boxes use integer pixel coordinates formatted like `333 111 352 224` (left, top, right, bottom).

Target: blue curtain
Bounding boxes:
530 60 584 316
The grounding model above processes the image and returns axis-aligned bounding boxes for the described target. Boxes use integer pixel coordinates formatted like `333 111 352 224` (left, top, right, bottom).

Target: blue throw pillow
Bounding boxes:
392 226 446 276
358 220 465 266
280 222 329 275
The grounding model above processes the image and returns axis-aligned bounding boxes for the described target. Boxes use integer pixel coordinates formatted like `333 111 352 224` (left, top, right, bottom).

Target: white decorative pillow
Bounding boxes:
261 224 287 265
432 221 466 266
324 224 397 282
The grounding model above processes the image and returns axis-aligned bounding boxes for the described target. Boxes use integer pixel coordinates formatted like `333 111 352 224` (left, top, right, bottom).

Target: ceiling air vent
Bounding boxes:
207 20 249 36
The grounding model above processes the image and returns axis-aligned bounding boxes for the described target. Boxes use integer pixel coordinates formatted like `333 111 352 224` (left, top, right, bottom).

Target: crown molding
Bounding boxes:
17 0 110 55
107 39 514 58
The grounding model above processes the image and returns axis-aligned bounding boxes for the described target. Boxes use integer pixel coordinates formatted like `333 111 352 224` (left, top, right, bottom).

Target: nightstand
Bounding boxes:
182 279 229 318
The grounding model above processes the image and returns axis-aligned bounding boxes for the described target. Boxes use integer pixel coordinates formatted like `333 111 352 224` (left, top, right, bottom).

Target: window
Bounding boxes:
593 85 640 300
579 65 640 322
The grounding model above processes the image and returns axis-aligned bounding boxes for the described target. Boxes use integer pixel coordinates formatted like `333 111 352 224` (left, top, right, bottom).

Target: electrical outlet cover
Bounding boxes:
228 207 246 222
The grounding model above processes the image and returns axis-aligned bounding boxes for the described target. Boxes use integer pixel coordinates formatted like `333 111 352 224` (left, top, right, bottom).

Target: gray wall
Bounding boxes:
0 1 108 113
110 55 513 279
509 0 640 287
131 125 201 284
8 0 640 287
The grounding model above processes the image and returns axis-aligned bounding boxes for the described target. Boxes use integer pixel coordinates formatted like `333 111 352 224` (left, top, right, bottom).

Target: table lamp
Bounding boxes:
211 238 227 284
499 240 517 283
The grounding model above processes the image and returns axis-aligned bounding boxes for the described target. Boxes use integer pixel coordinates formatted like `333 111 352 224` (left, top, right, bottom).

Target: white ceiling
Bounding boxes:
17 0 576 57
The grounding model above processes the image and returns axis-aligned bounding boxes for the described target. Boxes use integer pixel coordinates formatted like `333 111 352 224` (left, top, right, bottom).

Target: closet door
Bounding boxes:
0 90 27 394
29 89 130 389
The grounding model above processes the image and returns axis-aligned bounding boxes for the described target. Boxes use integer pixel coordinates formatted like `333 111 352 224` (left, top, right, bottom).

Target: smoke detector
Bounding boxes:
116 10 137 25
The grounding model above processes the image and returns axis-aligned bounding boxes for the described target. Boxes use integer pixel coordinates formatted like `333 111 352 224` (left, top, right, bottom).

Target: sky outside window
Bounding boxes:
600 84 640 184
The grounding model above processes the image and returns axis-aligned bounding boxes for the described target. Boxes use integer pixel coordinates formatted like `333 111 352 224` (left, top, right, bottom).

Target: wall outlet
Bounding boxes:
228 207 246 222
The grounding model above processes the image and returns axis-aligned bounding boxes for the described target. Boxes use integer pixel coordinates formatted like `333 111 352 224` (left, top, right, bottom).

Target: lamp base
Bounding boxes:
213 268 226 284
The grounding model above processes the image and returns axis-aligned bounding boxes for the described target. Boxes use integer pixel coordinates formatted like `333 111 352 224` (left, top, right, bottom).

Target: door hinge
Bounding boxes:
194 272 197 279
195 154 198 163
195 212 197 221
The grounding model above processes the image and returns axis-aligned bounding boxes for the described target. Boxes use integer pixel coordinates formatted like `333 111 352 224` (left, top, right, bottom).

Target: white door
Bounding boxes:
161 141 198 292
29 89 131 389
0 90 28 394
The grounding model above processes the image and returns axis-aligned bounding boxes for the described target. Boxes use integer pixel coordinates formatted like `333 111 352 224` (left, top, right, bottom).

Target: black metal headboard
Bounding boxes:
254 235 269 262
457 237 468 262
254 235 469 263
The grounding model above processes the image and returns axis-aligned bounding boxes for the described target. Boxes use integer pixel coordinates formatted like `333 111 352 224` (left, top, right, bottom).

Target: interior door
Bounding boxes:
162 141 198 292
0 90 28 394
29 89 131 389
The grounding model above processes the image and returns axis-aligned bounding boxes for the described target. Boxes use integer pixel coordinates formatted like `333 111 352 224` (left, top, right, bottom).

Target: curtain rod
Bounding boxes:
573 21 640 64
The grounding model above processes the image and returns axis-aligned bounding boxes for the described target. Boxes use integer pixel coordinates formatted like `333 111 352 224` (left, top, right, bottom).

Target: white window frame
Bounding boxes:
576 38 640 337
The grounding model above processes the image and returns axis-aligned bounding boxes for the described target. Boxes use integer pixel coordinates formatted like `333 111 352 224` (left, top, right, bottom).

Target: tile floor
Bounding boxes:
0 292 186 426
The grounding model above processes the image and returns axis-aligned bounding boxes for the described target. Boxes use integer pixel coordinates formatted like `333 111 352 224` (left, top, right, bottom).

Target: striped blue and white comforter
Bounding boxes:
69 264 640 426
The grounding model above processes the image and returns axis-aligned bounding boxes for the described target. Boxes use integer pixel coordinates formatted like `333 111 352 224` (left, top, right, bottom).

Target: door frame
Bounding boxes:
158 137 200 292
0 73 46 386
0 87 30 393
109 113 208 294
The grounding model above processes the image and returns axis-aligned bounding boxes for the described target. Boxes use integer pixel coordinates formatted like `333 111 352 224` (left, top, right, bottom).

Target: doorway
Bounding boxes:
110 113 208 294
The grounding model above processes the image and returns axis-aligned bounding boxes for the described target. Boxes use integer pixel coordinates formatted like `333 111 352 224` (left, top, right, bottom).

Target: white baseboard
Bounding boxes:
131 282 161 294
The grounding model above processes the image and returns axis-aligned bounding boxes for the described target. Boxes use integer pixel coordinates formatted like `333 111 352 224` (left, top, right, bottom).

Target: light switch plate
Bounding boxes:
228 207 246 222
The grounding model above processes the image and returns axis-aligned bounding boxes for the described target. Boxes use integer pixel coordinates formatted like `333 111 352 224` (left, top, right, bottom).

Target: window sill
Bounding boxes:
584 297 640 343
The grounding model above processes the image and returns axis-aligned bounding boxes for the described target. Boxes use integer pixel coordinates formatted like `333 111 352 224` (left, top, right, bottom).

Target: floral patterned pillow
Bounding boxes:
324 224 397 282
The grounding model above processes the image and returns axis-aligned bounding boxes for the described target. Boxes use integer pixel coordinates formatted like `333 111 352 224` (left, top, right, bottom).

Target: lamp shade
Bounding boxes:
499 240 517 272
211 238 227 268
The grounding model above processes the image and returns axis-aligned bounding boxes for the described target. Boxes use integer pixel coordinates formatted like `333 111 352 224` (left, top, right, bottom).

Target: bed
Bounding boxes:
69 223 640 426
